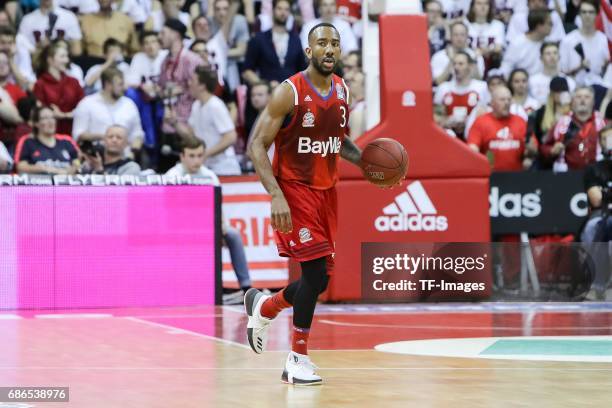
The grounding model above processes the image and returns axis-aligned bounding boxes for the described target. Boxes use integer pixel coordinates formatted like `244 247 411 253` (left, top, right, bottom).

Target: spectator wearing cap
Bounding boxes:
540 86 607 171
559 0 609 87
242 0 307 89
431 21 485 86
529 42 576 106
468 86 529 171
500 9 552 78
158 18 204 172
80 0 139 59
528 76 572 150
209 0 250 92
506 0 566 43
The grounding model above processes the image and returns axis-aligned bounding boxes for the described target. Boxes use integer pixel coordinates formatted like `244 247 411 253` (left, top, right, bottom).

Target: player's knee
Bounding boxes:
300 257 327 292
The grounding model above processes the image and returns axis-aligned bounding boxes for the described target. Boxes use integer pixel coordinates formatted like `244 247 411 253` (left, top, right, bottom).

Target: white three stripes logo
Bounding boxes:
382 181 437 215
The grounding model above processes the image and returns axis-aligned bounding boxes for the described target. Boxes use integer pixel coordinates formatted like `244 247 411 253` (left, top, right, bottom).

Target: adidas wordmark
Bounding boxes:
375 181 448 232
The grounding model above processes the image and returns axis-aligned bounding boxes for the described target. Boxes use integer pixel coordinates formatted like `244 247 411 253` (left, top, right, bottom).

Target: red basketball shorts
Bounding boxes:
274 180 337 266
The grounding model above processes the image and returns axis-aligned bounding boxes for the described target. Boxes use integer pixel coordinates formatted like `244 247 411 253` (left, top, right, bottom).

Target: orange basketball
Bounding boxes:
360 138 409 186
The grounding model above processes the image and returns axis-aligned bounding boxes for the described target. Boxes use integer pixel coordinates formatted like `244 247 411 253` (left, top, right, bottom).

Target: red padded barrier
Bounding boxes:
328 14 491 301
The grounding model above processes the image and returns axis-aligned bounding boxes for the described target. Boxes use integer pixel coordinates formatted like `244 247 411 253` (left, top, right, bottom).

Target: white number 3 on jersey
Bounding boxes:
340 106 347 128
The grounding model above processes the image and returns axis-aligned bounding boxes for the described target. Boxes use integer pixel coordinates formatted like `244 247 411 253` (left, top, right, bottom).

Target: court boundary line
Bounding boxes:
124 316 250 350
318 319 612 331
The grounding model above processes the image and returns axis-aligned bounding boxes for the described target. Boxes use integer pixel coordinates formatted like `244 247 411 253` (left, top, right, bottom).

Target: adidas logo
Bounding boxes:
375 181 448 232
304 95 312 102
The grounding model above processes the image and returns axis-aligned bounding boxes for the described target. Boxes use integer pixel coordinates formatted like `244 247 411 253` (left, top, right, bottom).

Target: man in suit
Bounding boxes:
242 0 307 89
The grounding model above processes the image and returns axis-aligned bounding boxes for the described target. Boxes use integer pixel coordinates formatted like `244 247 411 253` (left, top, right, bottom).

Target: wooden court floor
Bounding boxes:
1 303 611 407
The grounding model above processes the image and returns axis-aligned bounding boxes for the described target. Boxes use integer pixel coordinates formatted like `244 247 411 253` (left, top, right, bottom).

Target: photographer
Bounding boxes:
81 125 141 175
581 124 612 300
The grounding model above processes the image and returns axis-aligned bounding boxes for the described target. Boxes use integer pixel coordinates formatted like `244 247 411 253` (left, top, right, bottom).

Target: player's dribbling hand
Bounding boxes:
271 194 293 234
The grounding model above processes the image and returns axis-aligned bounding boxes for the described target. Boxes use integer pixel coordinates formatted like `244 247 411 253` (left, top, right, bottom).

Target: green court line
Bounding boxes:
480 340 612 356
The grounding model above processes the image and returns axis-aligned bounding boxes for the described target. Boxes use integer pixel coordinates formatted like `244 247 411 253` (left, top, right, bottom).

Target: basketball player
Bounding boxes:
245 23 362 385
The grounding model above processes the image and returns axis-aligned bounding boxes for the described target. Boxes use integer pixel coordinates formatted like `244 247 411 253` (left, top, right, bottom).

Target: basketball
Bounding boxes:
360 138 409 186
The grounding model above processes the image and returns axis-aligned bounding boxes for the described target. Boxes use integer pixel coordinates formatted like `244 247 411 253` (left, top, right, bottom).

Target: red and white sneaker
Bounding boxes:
244 288 274 354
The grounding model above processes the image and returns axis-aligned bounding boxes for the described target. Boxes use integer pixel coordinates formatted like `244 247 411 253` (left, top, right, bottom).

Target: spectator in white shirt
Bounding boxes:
560 0 610 87
0 25 35 90
434 51 489 137
508 68 541 114
501 9 552 77
18 0 82 56
72 67 144 153
529 42 576 105
465 0 505 62
300 0 358 54
439 0 471 20
506 0 566 43
165 65 241 175
431 21 485 85
125 31 168 167
126 31 168 89
84 38 130 94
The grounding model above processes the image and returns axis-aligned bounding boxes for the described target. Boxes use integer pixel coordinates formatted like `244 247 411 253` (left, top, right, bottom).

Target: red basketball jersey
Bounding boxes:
273 71 350 190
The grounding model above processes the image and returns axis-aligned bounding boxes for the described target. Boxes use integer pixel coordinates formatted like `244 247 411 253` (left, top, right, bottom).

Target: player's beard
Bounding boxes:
311 56 336 76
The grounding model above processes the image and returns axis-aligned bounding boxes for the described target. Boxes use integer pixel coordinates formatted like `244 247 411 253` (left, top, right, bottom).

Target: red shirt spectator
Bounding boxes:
540 87 607 171
4 83 26 104
33 43 84 136
468 86 527 171
337 0 362 23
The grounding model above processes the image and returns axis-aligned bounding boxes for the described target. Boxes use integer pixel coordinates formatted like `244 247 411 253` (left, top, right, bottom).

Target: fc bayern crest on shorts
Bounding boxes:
336 84 345 101
302 111 315 127
298 227 313 243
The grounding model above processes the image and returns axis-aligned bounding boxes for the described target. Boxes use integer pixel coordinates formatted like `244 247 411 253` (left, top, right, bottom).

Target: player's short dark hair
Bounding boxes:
580 0 600 13
194 65 218 93
527 9 550 32
101 66 123 87
139 30 159 45
307 22 339 44
103 37 123 55
540 41 558 55
181 136 206 153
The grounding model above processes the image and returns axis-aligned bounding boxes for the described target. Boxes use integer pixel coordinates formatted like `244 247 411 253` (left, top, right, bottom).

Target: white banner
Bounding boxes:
221 177 288 288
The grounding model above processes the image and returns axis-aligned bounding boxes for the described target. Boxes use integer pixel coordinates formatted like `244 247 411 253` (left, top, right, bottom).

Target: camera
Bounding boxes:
78 140 105 157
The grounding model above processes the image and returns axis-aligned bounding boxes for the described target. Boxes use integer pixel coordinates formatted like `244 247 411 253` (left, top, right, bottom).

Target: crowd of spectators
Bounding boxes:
430 0 610 174
0 0 608 180
0 0 365 177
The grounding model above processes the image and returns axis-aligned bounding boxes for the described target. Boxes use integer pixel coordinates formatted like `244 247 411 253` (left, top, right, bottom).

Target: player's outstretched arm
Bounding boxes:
247 82 295 233
340 136 362 166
